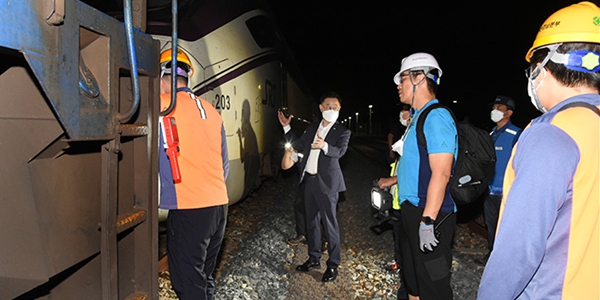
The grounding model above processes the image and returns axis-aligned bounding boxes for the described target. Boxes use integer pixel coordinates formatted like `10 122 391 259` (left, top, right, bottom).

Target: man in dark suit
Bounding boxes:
279 91 351 282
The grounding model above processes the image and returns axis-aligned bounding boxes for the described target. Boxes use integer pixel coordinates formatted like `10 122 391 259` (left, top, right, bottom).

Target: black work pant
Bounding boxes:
167 205 228 300
400 202 455 300
294 182 307 237
392 209 408 299
392 209 403 264
483 194 502 251
304 176 341 268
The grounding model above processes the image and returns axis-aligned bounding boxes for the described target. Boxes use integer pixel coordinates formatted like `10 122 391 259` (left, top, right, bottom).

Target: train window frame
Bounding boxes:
246 16 280 49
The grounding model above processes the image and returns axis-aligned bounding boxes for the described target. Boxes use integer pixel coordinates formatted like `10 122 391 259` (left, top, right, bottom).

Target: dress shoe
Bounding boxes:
287 235 307 245
322 267 338 282
474 252 490 266
388 262 399 272
296 260 320 272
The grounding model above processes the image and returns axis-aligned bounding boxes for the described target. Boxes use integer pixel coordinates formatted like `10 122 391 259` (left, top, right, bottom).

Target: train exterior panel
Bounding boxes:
151 4 315 206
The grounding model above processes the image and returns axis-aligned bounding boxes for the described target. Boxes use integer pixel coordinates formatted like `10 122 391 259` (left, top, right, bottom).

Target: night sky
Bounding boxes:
266 0 586 131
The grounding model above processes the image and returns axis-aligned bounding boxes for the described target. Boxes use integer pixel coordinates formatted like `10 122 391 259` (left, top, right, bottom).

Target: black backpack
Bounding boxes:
416 103 496 205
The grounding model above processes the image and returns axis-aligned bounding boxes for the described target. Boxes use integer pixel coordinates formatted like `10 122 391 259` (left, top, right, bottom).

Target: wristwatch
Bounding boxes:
421 216 435 226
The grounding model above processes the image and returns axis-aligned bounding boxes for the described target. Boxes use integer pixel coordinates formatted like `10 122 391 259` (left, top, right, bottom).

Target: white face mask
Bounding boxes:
399 111 410 127
322 109 339 123
527 67 547 113
490 109 504 123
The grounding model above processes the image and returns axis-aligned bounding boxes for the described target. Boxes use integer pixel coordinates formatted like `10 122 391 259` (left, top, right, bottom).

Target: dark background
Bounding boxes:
265 0 588 132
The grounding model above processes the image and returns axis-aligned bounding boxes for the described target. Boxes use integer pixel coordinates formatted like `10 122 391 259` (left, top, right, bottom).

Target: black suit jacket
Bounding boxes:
285 121 351 194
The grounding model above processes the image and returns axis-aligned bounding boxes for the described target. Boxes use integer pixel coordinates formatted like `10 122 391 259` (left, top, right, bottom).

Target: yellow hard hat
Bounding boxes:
160 48 194 77
525 1 600 62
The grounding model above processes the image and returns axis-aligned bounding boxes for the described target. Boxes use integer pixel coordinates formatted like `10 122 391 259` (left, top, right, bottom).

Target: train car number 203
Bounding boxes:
214 94 231 110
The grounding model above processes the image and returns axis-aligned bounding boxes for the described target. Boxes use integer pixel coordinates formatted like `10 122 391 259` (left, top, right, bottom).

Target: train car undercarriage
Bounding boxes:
0 0 159 299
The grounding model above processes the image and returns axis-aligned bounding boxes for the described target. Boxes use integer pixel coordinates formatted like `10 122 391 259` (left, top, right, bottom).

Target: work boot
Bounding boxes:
287 235 307 245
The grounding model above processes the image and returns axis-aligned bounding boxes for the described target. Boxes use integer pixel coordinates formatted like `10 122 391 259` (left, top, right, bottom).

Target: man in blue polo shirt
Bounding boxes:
475 95 522 266
380 52 457 300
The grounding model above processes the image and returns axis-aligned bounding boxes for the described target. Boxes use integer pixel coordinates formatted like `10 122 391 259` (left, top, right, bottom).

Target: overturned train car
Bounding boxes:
0 0 313 299
148 0 316 207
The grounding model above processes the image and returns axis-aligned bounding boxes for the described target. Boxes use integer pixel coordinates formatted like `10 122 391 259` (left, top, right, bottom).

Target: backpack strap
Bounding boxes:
557 101 600 116
416 102 457 147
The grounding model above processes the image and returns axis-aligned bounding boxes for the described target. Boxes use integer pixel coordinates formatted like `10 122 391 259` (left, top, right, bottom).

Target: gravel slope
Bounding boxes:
159 138 488 299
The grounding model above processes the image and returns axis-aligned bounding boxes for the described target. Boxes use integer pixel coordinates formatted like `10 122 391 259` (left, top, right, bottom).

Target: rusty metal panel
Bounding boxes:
0 0 158 140
0 0 159 299
0 64 64 300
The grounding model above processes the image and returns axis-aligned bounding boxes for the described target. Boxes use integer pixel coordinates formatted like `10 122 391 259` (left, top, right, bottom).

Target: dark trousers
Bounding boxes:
167 205 228 300
304 176 341 268
294 182 307 237
400 202 455 300
483 194 502 251
392 209 403 264
392 209 408 299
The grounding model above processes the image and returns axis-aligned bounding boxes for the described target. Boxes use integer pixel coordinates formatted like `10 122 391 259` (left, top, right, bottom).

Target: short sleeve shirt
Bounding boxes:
396 100 458 212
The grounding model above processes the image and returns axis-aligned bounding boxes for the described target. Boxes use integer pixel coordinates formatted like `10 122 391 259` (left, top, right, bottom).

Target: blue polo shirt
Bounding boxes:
396 100 458 213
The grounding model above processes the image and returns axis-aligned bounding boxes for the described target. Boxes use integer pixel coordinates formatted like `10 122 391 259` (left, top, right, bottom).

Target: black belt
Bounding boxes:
305 172 317 177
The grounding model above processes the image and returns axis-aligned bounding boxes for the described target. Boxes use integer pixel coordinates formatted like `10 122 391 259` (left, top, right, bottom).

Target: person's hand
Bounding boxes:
278 110 293 127
281 146 296 170
378 177 396 189
311 131 325 149
419 222 439 252
285 145 295 153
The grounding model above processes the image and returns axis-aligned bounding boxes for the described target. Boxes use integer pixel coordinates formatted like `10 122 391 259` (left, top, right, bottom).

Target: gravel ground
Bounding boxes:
159 136 488 299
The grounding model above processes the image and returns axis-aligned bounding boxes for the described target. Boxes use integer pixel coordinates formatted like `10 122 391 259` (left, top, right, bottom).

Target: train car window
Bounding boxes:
246 16 280 49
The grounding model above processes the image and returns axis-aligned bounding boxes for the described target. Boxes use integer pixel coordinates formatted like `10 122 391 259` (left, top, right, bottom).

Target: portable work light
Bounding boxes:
371 186 392 212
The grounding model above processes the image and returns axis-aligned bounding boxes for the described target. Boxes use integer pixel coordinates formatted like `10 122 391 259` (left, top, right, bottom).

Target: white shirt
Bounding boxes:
283 120 332 175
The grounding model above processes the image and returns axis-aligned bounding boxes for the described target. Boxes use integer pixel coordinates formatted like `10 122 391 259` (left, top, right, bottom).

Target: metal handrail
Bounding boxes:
118 0 140 122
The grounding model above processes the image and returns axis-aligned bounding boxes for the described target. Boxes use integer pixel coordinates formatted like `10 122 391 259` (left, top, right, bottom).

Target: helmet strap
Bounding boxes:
530 43 562 78
409 72 426 111
410 85 417 114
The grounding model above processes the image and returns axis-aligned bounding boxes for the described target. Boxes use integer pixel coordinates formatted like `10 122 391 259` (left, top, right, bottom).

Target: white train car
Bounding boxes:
149 0 316 207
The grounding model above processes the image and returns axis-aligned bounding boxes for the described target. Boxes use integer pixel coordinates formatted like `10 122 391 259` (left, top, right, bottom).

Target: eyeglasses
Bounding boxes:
398 71 423 84
524 65 542 79
525 44 562 80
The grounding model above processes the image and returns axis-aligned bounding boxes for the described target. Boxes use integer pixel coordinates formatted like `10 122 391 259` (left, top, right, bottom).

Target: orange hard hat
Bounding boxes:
160 48 194 77
526 1 600 62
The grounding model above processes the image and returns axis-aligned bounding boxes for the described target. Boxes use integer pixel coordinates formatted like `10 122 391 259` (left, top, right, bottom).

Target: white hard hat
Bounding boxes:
393 52 443 85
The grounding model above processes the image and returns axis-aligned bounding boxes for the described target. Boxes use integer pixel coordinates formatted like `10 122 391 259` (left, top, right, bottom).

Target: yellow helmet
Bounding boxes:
160 48 194 77
526 1 600 62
